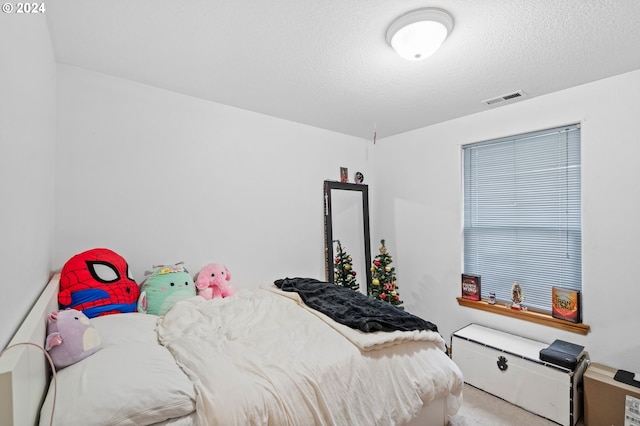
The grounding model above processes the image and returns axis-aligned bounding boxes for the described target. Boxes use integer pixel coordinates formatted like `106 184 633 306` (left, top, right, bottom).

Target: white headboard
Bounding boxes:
0 274 59 426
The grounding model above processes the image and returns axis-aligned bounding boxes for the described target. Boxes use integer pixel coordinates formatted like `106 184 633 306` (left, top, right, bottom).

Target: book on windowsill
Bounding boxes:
551 286 582 323
461 274 481 301
539 339 585 370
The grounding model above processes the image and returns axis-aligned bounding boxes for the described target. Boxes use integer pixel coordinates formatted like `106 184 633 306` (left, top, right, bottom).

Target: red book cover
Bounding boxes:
461 274 481 301
552 287 581 323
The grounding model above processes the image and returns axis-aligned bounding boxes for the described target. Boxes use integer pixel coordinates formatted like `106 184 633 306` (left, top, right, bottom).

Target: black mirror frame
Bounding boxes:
323 180 372 295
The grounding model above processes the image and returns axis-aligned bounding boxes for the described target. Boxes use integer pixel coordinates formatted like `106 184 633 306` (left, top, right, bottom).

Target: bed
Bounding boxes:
0 274 463 426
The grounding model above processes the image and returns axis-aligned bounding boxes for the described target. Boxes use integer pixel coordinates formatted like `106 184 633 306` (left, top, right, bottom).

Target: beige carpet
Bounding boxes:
447 384 584 426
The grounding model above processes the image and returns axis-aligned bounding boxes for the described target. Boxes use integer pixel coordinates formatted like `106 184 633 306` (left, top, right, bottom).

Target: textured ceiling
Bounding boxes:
45 0 640 140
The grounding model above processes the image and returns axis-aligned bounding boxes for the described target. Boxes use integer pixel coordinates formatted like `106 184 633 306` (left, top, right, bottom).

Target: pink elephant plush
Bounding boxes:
195 263 234 300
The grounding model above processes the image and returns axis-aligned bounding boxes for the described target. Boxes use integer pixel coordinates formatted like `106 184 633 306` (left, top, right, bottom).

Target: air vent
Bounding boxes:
482 90 527 106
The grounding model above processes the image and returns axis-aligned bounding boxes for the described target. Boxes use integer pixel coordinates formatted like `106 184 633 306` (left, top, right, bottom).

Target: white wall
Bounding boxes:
54 65 371 287
373 69 640 373
0 14 56 348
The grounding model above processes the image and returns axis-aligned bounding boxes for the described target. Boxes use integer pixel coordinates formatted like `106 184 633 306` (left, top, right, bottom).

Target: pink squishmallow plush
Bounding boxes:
195 263 234 300
45 309 102 369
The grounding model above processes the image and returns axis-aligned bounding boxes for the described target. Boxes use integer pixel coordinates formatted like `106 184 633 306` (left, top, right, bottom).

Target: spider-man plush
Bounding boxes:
59 248 140 318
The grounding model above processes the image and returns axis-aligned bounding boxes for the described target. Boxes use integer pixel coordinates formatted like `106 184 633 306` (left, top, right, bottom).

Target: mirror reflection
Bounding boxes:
324 181 372 295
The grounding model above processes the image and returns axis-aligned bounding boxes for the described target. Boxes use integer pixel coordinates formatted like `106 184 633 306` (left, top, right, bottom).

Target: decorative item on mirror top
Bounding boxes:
340 167 348 182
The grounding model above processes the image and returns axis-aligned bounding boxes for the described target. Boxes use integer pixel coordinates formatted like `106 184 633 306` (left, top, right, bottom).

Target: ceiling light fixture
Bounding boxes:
386 8 454 61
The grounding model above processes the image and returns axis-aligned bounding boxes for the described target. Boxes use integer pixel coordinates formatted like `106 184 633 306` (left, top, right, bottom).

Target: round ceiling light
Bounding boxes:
386 8 454 61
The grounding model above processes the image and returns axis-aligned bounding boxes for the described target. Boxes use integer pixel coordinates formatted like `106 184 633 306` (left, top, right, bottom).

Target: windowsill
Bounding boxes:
456 297 590 335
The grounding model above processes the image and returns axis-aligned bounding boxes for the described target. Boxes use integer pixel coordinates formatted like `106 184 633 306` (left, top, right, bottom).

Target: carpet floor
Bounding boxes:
447 384 584 426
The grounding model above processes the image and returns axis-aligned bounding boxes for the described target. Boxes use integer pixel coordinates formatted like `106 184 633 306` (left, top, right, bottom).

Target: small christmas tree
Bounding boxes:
369 239 404 309
333 240 359 291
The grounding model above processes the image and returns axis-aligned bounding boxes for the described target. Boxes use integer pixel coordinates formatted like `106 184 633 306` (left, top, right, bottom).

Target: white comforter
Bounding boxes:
157 287 463 426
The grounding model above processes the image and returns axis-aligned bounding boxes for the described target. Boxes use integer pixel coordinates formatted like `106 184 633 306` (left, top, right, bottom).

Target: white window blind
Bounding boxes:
463 124 581 312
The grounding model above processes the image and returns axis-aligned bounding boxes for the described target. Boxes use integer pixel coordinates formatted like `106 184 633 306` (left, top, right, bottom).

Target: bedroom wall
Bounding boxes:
0 14 56 348
373 69 640 373
54 65 371 288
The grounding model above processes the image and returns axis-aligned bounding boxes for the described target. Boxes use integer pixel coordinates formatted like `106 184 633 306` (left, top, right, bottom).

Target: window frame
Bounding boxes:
460 124 586 332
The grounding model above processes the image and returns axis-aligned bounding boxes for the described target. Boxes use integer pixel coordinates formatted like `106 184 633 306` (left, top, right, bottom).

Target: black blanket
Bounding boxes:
274 277 438 333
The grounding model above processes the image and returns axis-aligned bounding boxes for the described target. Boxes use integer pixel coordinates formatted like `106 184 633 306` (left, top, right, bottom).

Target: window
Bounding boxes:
463 124 581 312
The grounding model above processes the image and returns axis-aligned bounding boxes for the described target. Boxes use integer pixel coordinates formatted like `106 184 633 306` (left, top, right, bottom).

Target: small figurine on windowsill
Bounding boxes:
511 282 524 310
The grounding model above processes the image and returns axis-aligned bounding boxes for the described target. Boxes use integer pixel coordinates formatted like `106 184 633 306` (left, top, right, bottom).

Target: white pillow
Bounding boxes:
91 312 160 346
39 315 196 426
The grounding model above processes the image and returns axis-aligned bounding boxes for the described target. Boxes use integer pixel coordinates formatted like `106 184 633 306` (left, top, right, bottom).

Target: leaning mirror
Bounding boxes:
324 180 372 295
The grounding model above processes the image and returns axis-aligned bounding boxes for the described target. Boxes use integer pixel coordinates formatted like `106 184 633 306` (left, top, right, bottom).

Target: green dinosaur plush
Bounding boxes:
138 263 196 315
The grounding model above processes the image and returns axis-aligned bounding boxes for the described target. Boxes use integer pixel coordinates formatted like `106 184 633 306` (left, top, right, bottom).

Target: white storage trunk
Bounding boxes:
451 324 587 426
